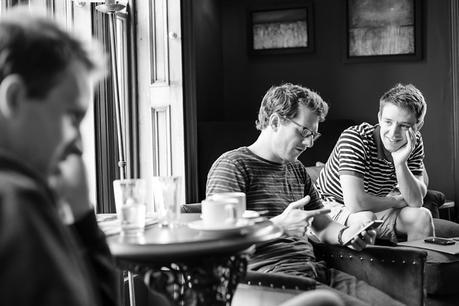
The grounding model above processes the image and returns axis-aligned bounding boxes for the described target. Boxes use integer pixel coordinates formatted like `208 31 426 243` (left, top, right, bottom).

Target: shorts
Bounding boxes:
322 201 401 243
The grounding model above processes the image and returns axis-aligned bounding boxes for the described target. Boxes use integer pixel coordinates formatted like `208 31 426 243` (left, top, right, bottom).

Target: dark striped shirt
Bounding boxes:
315 123 425 204
206 147 327 280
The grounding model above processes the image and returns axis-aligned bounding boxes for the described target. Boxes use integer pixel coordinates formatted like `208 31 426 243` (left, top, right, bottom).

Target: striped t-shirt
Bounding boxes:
315 123 425 204
206 147 327 280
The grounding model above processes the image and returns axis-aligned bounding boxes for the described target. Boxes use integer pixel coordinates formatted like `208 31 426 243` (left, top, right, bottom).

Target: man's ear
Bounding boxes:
269 113 281 131
377 111 382 122
0 74 27 118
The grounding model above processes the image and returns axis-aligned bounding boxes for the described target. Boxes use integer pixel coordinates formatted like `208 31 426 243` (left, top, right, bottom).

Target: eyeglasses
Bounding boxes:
283 117 321 141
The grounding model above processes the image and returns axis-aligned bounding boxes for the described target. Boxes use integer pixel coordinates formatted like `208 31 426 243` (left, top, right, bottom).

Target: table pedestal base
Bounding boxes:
120 254 248 306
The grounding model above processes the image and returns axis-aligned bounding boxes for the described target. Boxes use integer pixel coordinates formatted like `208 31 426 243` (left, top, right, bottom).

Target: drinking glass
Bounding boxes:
152 176 181 227
113 179 146 236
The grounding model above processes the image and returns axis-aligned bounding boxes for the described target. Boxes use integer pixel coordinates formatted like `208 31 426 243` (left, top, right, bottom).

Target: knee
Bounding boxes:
401 207 433 228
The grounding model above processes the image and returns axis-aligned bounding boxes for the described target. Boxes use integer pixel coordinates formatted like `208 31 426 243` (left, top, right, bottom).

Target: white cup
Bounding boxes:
113 179 146 236
201 198 238 227
207 192 246 219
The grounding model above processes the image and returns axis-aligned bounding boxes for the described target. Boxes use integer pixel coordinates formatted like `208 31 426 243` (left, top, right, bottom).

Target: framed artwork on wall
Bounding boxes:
248 2 314 55
346 0 422 62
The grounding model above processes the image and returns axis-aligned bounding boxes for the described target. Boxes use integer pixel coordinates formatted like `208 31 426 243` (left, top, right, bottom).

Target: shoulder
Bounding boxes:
342 122 374 138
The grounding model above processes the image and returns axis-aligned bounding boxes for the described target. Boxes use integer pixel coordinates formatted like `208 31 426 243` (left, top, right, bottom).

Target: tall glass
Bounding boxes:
113 179 146 236
152 176 181 227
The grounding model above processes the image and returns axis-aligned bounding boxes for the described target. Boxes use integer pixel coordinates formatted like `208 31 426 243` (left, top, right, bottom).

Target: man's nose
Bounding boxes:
388 124 401 137
302 136 314 148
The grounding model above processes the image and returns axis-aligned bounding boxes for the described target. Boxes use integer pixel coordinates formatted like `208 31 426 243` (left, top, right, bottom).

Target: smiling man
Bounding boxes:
316 83 433 242
207 83 404 306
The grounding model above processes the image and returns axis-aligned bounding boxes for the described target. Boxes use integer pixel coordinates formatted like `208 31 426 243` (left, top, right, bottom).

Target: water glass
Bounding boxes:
113 179 146 236
152 176 181 226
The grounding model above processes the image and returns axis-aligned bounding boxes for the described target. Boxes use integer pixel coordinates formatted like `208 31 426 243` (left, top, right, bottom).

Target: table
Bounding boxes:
106 214 283 306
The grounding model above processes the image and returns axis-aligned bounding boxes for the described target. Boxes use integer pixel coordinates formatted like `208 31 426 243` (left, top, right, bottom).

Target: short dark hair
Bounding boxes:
0 8 104 99
255 83 329 130
379 83 427 123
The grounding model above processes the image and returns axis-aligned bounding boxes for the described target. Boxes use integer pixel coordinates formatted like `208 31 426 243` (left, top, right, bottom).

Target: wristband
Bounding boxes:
338 226 350 246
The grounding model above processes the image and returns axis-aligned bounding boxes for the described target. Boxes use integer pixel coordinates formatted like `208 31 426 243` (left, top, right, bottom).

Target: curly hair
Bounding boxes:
255 83 329 130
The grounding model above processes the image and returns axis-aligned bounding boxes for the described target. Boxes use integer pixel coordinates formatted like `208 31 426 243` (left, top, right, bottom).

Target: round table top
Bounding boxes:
107 213 283 262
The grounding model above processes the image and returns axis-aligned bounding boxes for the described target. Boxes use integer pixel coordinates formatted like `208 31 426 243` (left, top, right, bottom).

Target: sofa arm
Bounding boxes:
312 241 427 306
243 271 316 291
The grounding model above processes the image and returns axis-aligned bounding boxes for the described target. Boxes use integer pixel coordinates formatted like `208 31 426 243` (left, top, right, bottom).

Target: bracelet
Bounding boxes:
338 226 350 245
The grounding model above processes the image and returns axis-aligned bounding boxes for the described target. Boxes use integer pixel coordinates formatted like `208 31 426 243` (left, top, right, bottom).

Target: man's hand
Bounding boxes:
49 154 93 222
391 128 416 166
270 196 331 237
341 223 377 251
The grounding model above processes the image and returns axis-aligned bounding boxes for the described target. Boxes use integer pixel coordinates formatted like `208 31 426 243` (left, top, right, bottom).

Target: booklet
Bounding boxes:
397 237 459 255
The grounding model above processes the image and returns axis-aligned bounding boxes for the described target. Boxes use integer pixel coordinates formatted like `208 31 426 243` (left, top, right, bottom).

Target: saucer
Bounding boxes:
188 219 253 233
242 210 260 218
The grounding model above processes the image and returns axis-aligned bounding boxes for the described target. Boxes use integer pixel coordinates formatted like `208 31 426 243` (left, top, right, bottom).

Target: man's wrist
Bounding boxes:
338 226 350 245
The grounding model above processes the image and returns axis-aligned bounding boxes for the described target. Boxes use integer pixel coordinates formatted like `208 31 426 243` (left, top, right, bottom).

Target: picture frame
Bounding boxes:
345 0 422 62
248 2 314 55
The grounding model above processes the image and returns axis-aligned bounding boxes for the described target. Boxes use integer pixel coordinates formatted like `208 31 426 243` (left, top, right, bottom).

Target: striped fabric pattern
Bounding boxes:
206 147 327 280
316 123 425 204
206 147 323 216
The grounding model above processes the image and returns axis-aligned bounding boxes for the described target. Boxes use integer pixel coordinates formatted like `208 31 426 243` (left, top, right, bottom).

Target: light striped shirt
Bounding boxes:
315 123 424 204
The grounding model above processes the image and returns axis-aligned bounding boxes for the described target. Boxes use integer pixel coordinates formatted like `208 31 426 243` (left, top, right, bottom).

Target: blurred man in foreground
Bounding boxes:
0 7 119 306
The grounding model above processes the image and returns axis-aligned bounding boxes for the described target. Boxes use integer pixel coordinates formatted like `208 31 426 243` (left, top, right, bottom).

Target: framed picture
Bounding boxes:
346 0 422 62
248 2 314 55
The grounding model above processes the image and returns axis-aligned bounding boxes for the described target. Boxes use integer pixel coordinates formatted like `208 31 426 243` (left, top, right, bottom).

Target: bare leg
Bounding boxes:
279 290 344 306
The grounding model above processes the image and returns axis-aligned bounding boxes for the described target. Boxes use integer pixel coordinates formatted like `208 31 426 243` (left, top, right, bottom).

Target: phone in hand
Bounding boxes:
342 220 383 246
424 237 455 245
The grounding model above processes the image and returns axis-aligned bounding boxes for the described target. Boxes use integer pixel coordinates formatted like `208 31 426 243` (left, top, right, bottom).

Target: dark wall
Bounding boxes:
195 0 455 198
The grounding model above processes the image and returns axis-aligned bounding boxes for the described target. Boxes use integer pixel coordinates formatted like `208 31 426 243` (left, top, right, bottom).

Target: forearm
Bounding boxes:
314 221 343 245
395 163 426 207
70 211 121 306
344 192 404 213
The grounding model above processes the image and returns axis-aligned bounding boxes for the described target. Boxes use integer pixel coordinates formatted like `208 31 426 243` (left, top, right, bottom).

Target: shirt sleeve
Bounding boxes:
206 155 248 196
303 172 324 211
336 129 367 178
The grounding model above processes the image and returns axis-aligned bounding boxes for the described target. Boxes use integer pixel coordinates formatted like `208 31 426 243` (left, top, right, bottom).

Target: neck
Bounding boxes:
248 130 283 163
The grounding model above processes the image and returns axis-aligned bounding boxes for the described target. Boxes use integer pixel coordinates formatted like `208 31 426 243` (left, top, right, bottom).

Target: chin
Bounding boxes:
383 141 404 152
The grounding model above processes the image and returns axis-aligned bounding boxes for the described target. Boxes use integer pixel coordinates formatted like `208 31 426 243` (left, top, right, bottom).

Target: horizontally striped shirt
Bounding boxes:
206 147 323 216
206 147 327 280
315 123 424 204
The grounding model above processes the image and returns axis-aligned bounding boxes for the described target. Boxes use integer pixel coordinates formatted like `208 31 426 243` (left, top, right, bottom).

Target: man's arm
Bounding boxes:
340 174 407 212
391 128 427 206
50 154 120 306
311 213 375 250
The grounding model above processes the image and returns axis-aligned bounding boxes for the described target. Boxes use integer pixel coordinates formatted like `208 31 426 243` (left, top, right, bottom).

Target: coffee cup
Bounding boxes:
201 198 238 227
207 192 246 219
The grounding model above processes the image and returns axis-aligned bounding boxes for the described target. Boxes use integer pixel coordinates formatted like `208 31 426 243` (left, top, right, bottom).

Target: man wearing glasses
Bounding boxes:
315 84 434 243
206 83 403 305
